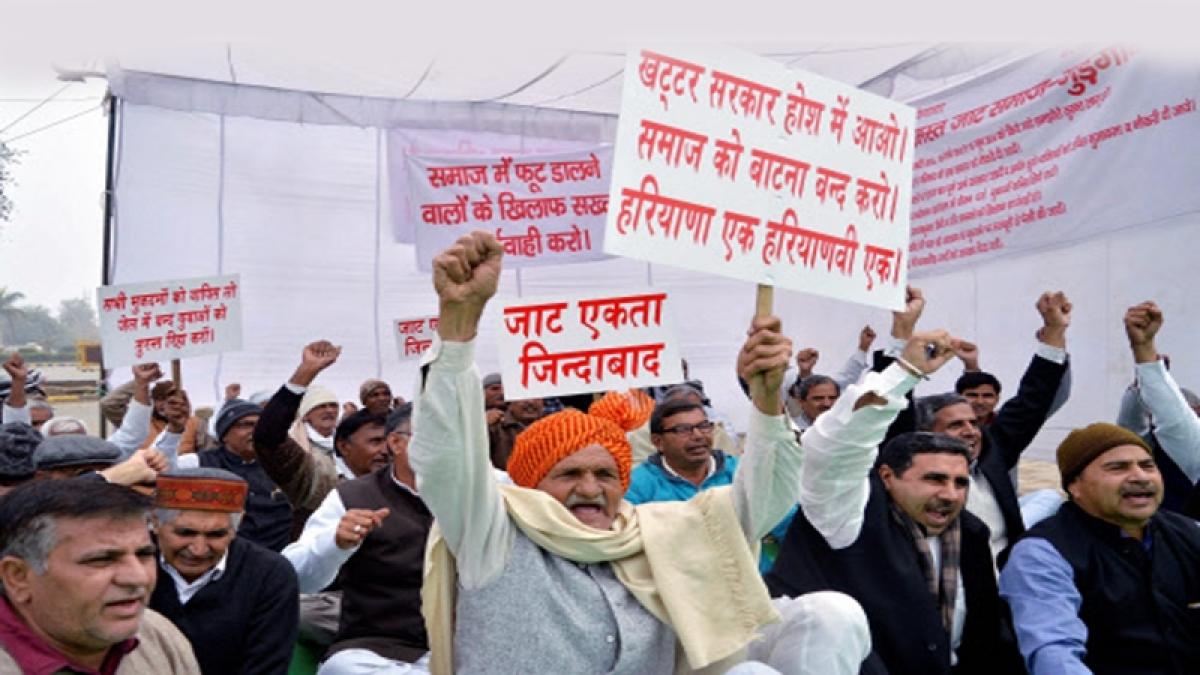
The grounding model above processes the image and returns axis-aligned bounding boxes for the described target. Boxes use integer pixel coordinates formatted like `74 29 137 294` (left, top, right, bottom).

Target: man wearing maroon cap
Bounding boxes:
149 468 298 675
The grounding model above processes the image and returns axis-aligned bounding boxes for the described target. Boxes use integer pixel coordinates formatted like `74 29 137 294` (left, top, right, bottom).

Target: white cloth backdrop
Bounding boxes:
110 69 1200 461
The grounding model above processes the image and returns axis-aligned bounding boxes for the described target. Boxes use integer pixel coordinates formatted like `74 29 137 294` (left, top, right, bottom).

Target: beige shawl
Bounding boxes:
422 484 779 674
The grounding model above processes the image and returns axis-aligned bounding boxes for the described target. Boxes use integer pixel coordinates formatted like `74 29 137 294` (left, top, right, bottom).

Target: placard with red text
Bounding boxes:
96 275 243 368
408 147 613 270
394 315 438 362
496 290 684 399
605 47 915 310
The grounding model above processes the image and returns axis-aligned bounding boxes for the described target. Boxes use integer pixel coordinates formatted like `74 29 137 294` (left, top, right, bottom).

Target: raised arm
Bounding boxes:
253 341 342 510
988 291 1071 468
1125 301 1200 481
2 353 30 424
799 331 956 549
409 231 514 588
730 314 797 544
107 364 160 454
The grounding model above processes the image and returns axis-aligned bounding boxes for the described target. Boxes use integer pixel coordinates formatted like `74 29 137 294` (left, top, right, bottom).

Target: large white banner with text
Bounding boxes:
908 46 1200 275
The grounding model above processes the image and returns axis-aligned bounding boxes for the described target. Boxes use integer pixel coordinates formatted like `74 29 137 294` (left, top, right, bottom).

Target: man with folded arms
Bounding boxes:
149 468 298 674
412 231 872 674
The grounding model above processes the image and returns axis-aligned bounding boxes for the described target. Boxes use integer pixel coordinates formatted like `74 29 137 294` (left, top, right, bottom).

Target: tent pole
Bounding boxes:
98 94 119 438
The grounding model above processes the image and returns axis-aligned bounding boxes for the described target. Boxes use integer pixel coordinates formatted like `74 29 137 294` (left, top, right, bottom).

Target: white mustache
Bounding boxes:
565 494 607 509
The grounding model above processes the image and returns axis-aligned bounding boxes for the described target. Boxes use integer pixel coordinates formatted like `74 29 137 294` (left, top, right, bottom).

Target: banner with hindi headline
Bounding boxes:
604 47 916 311
496 290 684 399
394 315 438 362
908 46 1200 276
96 275 243 368
407 147 614 271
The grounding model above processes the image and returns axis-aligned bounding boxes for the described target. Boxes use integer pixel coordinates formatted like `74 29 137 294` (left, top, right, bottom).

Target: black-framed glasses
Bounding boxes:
662 421 715 435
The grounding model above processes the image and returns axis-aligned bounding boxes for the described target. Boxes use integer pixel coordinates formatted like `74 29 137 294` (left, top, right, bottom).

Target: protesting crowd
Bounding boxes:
0 230 1198 674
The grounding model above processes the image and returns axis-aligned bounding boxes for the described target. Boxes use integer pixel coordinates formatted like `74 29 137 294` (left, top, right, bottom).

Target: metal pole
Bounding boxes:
98 94 118 437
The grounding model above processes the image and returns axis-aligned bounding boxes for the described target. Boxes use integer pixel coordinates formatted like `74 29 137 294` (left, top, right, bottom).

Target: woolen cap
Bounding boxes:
359 379 390 404
33 434 121 470
216 399 262 440
298 386 338 420
155 468 248 512
1057 422 1152 489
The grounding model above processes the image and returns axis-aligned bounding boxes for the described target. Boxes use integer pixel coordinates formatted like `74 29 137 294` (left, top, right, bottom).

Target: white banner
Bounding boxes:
604 47 915 310
96 275 243 368
407 147 613 271
908 46 1200 275
394 315 438 362
496 290 684 399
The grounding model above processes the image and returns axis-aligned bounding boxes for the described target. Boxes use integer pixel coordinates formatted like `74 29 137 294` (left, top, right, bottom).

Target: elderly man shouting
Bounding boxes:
412 231 869 675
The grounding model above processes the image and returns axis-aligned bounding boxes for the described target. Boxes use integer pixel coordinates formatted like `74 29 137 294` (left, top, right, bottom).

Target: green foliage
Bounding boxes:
0 290 99 351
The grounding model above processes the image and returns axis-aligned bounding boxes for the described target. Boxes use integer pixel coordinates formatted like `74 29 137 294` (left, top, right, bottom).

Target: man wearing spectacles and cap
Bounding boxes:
626 399 732 504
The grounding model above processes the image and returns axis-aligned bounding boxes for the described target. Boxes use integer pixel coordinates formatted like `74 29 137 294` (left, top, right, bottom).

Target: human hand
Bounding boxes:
1124 301 1163 364
953 340 980 371
1036 291 1071 348
858 325 877 352
795 348 819 378
335 508 390 549
738 315 793 415
292 340 342 386
224 383 241 401
433 231 503 341
891 286 925 339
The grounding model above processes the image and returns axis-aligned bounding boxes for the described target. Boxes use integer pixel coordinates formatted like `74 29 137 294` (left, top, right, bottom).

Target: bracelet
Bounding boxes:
895 356 930 381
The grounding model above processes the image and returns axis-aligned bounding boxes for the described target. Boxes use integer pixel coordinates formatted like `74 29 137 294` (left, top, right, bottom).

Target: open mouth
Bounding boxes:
105 597 144 616
1122 490 1156 506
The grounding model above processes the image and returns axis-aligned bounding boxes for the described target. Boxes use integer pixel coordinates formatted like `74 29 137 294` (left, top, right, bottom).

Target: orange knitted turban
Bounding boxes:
507 389 654 491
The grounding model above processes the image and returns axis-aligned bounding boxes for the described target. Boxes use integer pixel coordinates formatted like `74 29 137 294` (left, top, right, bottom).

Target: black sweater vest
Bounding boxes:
766 474 1021 675
1022 501 1200 675
330 466 433 662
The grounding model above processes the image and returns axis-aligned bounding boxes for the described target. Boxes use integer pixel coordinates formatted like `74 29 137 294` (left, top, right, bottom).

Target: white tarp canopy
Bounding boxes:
102 43 1200 461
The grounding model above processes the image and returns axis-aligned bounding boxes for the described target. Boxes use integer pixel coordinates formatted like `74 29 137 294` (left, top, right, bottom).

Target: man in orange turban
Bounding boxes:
411 231 873 675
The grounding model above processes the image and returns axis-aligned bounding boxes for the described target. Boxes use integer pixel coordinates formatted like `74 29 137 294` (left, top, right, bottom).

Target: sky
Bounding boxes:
0 69 107 312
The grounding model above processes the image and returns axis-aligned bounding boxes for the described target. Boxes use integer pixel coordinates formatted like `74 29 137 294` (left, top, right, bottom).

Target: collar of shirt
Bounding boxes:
389 467 420 496
0 596 138 675
334 454 352 479
661 454 716 483
160 550 229 605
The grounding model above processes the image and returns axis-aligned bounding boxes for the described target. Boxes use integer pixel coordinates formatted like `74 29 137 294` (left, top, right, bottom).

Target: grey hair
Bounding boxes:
153 508 242 530
913 393 970 431
0 514 57 575
792 374 839 400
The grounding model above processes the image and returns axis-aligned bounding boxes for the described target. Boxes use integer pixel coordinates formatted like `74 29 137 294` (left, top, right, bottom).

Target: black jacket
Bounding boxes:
767 474 1023 674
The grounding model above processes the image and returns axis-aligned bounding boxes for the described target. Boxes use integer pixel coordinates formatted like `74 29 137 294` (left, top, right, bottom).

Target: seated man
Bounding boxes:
285 404 433 674
359 379 393 417
0 422 39 496
33 434 122 480
1000 421 1200 673
0 479 200 673
1114 301 1200 516
412 231 870 674
179 400 293 552
626 398 736 503
766 332 1024 675
786 374 840 432
150 468 299 674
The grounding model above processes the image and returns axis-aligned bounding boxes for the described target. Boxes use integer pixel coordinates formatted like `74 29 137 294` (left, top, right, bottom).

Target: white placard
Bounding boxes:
496 290 684 399
394 315 438 362
604 47 916 310
96 275 242 368
407 147 613 271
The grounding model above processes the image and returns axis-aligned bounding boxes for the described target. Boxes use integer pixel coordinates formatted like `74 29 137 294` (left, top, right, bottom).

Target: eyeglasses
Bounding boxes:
662 421 715 435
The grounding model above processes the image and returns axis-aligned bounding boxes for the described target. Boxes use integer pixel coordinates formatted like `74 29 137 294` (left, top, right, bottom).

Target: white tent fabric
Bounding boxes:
105 45 1200 461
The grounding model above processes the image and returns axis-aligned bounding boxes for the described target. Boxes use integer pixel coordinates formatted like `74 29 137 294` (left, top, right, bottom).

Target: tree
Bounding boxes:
0 141 17 222
58 296 99 343
0 287 26 346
